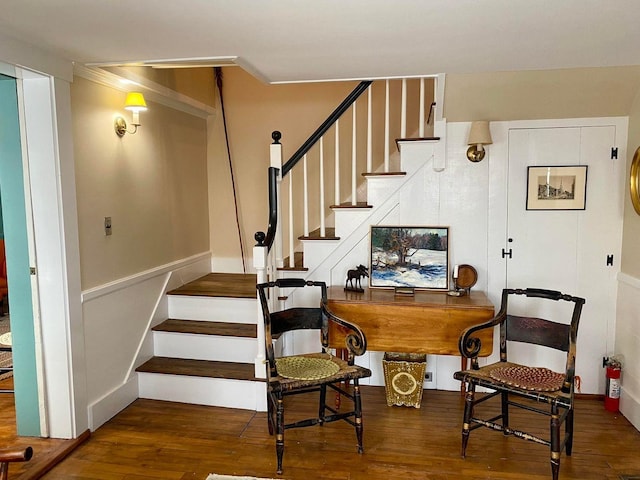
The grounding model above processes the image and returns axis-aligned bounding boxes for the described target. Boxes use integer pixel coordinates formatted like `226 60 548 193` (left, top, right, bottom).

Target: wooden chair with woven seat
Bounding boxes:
453 288 585 480
257 278 372 475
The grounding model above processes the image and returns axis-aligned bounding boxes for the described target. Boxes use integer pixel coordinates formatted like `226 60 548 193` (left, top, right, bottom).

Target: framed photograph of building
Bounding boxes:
370 226 449 290
526 165 588 210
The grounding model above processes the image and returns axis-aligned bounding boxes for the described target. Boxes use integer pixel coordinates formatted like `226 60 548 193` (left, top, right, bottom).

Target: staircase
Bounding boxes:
136 273 267 411
135 76 447 411
135 138 440 410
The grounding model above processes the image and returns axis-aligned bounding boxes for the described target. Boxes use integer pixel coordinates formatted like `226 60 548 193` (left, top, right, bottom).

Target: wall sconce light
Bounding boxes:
114 92 147 137
466 120 493 162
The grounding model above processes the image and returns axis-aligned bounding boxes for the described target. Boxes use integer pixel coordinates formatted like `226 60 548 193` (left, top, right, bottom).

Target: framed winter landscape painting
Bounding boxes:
370 226 449 290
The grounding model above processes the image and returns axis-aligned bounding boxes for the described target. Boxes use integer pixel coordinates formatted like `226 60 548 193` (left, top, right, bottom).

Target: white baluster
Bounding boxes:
303 153 309 237
352 102 357 205
253 244 267 379
334 119 340 206
384 79 390 172
319 137 325 237
401 78 407 139
419 77 425 137
288 170 294 268
367 86 372 173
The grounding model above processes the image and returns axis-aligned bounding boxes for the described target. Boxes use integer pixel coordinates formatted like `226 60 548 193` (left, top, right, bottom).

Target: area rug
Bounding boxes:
0 317 11 381
206 475 278 480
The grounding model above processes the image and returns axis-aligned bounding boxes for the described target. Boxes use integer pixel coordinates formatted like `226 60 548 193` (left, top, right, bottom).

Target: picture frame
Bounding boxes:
526 165 588 211
370 226 449 290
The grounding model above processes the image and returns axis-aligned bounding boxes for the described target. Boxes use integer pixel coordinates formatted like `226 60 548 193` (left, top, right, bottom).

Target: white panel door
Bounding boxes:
506 125 623 394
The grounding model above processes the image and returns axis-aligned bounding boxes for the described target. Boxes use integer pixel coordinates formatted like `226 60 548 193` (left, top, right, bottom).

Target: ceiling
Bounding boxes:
2 0 640 84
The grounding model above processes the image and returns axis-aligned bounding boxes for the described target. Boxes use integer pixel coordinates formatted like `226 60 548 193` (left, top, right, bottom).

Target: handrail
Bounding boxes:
282 80 373 177
255 166 280 251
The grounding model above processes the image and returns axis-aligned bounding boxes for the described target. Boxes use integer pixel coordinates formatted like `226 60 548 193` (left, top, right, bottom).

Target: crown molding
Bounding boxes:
74 64 216 119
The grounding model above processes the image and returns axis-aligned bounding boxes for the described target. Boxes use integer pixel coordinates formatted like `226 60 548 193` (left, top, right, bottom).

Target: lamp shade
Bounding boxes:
467 121 492 146
124 92 147 112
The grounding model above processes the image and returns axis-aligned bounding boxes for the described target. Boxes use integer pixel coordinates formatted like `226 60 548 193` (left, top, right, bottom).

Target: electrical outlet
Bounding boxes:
104 216 112 236
425 372 433 382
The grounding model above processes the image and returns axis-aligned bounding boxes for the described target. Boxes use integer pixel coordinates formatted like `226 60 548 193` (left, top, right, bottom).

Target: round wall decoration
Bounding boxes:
631 146 640 215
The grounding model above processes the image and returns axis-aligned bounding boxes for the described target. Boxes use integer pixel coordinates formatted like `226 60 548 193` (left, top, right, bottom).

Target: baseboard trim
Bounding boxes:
87 376 138 431
575 393 604 401
621 386 640 431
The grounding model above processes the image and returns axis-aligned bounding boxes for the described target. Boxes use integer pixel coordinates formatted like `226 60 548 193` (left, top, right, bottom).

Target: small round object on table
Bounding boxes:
456 264 478 290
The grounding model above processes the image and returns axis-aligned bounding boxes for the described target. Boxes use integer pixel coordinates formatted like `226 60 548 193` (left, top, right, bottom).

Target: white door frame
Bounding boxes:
0 56 88 438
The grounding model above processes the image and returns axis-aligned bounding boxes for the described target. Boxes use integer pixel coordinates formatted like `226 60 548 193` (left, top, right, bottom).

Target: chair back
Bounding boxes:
257 278 328 378
498 288 585 392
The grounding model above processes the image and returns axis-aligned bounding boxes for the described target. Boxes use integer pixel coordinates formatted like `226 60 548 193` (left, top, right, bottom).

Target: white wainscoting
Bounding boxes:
83 252 211 430
616 272 640 431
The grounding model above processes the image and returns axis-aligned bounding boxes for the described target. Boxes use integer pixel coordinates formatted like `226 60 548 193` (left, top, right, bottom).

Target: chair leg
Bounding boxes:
550 403 561 480
353 381 364 454
565 406 574 456
319 384 327 425
267 392 275 436
501 391 509 433
461 382 475 458
276 394 285 475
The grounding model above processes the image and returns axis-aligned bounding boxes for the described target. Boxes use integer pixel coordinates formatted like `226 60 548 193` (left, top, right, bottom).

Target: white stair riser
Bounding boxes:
397 140 437 173
365 176 406 206
153 331 257 363
334 209 372 238
298 240 340 270
138 373 267 411
168 295 256 323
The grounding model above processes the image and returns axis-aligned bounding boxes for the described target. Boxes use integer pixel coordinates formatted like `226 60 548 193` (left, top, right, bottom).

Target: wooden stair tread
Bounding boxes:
167 273 257 298
362 171 407 177
278 251 307 271
330 202 372 209
299 227 339 241
396 136 441 143
153 319 257 338
136 356 260 381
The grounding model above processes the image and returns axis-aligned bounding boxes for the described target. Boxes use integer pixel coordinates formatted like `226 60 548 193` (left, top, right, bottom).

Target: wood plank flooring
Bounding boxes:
0 377 86 480
22 385 640 480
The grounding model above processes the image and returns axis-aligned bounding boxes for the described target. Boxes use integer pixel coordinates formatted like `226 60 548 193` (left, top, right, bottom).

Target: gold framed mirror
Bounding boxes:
632 147 640 215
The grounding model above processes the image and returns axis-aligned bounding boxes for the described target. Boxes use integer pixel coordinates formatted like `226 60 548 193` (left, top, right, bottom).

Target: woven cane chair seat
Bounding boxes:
489 365 565 392
276 356 340 380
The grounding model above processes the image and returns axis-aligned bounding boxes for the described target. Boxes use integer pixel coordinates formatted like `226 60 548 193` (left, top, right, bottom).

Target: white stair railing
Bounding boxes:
257 76 442 274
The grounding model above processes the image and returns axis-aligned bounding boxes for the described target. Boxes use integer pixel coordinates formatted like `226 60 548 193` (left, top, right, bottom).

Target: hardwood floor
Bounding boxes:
0 377 84 480
1 385 630 480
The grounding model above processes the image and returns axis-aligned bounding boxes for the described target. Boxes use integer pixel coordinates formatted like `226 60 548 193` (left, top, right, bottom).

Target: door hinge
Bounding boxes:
501 248 512 259
30 267 36 275
611 147 618 159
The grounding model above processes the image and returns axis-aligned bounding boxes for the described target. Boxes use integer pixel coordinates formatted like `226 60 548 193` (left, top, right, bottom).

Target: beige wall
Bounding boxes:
617 86 640 429
71 76 210 289
209 68 358 267
622 88 640 277
445 66 640 122
208 68 435 268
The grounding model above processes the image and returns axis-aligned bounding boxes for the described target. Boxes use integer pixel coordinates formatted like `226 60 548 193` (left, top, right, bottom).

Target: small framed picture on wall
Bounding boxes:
526 165 588 210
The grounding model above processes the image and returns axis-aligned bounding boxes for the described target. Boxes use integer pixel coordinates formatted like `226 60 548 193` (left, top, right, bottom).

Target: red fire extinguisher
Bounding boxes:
604 356 623 412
